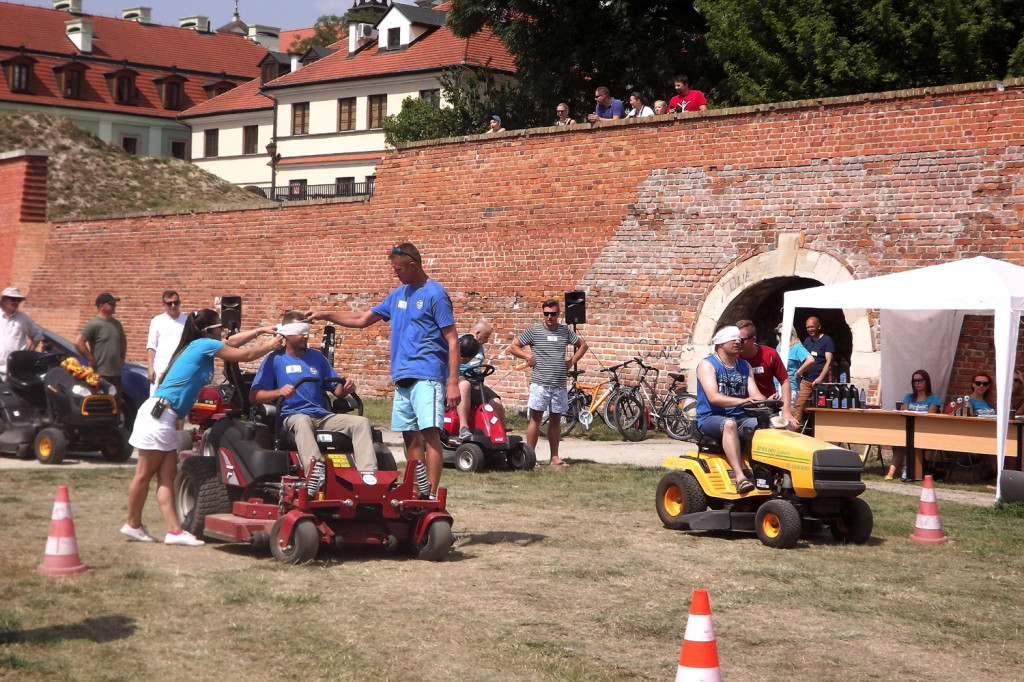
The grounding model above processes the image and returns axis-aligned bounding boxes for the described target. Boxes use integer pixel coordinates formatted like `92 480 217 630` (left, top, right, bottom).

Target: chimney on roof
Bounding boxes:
179 16 211 33
122 7 152 24
53 0 83 15
290 55 301 73
65 18 94 53
247 25 280 52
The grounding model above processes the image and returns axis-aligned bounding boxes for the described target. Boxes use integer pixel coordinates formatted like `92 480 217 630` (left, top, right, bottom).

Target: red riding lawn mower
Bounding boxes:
173 297 454 564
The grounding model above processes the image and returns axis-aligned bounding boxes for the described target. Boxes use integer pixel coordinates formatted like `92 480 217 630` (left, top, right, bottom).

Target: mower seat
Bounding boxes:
279 429 355 454
5 350 49 403
696 431 725 455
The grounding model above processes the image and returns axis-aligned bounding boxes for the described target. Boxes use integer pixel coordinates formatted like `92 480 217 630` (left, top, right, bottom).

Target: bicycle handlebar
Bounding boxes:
599 359 634 374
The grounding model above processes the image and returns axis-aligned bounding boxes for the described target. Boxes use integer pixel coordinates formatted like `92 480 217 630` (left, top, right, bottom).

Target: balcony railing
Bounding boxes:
247 181 375 202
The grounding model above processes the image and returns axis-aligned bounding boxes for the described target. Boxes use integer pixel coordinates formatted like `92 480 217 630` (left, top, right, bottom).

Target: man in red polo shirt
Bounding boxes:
736 319 795 428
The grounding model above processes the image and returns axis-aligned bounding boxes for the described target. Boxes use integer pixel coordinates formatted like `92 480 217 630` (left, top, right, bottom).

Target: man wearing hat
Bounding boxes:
695 325 766 495
74 292 127 399
0 286 43 381
485 115 505 134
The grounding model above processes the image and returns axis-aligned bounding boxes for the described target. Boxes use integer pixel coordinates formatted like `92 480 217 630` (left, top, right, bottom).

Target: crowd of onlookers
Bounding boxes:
484 74 708 134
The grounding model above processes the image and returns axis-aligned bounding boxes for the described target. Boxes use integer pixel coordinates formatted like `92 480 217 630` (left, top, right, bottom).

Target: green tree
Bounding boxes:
287 14 346 53
446 0 720 128
698 0 1024 105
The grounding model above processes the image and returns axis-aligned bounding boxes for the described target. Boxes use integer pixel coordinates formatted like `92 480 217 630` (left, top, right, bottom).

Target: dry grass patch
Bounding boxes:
1 465 1022 681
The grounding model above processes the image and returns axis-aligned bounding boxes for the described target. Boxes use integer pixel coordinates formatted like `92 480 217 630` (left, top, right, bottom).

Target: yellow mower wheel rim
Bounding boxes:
760 512 782 538
662 484 683 517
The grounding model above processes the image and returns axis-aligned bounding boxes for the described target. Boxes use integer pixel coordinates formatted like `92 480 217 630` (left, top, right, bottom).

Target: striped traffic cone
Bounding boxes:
908 475 949 545
676 588 722 682
37 485 87 576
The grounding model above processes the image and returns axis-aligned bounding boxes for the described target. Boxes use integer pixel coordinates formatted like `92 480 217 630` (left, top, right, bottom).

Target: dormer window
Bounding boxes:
2 56 37 94
153 74 187 110
104 67 139 105
387 27 400 50
52 61 88 99
201 79 236 100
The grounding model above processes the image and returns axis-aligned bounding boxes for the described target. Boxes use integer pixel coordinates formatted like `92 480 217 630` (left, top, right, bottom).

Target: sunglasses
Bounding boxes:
390 246 418 261
557 109 567 113
542 311 559 317
203 323 223 332
912 378 925 383
164 300 180 306
974 380 990 386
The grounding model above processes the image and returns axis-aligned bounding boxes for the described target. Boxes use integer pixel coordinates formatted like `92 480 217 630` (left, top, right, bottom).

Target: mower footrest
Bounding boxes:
204 513 275 544
684 510 735 531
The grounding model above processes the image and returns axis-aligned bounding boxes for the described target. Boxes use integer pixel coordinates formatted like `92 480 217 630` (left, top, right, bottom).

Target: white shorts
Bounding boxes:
527 384 569 415
128 397 179 451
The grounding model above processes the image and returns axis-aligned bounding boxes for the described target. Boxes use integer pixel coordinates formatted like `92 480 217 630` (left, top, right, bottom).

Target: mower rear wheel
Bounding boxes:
656 471 707 529
33 428 67 465
270 517 320 564
454 443 485 473
755 499 802 549
100 428 133 462
412 519 453 561
175 455 231 537
829 497 874 544
508 443 537 471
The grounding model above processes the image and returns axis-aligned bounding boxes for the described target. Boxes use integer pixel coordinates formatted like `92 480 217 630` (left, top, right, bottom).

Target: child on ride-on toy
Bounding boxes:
456 321 506 440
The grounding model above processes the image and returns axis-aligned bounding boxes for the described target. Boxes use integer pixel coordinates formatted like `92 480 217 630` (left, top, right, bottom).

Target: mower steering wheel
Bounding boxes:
270 376 347 447
741 399 784 410
461 364 496 381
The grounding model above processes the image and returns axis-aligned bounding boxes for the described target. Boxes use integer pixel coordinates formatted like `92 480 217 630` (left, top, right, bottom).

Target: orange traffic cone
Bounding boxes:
908 475 949 545
37 485 87 576
676 588 722 682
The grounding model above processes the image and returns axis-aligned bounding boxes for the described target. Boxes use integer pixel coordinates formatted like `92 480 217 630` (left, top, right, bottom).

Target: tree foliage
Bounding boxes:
287 14 346 53
446 0 720 128
698 0 1024 105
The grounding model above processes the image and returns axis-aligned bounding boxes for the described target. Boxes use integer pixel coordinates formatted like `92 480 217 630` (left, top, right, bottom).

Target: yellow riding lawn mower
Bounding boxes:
655 400 872 549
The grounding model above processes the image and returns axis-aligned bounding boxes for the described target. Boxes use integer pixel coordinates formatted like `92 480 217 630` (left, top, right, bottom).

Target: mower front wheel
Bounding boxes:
101 428 133 462
508 443 537 471
270 517 320 564
755 499 802 549
829 497 874 544
454 443 485 473
656 471 707 529
412 519 453 561
33 428 67 465
175 455 231 537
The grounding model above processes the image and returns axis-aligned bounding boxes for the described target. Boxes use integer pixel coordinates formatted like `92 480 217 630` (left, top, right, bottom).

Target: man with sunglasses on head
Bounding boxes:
146 290 187 396
510 299 589 467
306 242 460 498
735 319 795 428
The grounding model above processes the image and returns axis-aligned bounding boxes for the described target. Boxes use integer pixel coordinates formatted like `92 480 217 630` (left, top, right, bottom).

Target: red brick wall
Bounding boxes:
4 80 1024 405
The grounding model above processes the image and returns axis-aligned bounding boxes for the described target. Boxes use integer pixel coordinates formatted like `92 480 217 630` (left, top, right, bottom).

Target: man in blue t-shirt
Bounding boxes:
696 325 765 494
250 312 377 476
307 242 460 496
587 86 624 123
792 316 835 423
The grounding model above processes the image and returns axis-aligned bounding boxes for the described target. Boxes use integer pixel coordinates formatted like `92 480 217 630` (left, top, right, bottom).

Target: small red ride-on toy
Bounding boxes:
173 298 453 564
441 363 536 473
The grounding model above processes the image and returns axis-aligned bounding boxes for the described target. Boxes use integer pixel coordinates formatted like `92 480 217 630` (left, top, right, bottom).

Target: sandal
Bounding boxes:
735 479 755 495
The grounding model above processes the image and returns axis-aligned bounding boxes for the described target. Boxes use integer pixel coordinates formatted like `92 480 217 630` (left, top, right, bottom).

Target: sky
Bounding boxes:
13 0 344 32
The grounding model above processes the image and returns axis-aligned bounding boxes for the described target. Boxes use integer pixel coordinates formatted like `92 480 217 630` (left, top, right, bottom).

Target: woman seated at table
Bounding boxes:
885 369 941 481
966 371 996 417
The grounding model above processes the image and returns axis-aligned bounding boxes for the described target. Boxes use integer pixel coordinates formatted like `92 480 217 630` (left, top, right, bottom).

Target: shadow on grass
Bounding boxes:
457 530 546 547
0 615 136 645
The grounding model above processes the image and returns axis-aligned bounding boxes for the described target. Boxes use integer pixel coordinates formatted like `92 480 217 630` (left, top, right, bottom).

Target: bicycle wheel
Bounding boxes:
613 392 648 442
662 392 698 441
545 388 587 437
600 387 629 429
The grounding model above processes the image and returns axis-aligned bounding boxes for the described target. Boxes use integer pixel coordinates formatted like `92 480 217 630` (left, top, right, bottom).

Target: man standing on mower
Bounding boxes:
457 320 506 440
696 325 765 494
250 312 378 487
510 299 589 467
736 319 796 428
306 242 460 498
0 286 42 381
74 292 127 400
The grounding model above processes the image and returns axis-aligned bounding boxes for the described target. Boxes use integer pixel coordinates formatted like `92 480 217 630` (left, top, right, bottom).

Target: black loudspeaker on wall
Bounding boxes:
220 296 242 333
564 291 586 325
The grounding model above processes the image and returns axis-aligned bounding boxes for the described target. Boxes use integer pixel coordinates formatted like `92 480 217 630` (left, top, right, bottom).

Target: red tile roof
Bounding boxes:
178 77 270 118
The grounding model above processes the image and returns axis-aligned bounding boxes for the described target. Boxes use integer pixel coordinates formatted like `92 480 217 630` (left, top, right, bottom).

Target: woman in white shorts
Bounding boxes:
121 308 282 546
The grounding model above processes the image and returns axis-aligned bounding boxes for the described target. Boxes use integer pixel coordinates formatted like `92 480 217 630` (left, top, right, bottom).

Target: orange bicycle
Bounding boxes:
554 360 635 436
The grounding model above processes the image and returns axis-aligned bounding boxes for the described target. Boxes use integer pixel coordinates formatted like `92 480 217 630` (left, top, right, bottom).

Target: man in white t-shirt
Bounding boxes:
146 290 187 394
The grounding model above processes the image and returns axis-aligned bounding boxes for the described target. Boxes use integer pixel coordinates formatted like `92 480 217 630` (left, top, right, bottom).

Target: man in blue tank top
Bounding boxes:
696 325 766 494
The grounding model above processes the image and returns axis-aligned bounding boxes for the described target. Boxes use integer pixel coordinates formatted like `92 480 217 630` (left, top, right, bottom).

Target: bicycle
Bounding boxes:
543 360 635 437
610 356 697 442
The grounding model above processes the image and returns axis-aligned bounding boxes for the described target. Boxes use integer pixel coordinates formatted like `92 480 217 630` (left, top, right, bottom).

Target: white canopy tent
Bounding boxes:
780 257 1024 500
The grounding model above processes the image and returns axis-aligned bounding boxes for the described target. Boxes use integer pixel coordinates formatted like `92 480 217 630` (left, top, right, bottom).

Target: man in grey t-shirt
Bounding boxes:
510 298 588 466
74 292 127 399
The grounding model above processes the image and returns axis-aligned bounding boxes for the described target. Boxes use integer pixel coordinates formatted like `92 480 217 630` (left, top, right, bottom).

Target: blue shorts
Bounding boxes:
527 384 568 415
392 379 445 432
698 414 759 440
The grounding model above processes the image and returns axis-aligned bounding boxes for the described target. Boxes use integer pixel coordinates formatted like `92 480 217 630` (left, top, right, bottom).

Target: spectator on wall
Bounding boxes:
653 100 669 115
669 75 708 113
588 87 624 123
625 92 654 118
554 103 576 126
485 115 505 134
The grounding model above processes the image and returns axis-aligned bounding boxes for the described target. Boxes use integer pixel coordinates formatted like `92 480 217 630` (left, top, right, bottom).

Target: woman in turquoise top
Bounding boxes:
886 369 941 480
122 309 282 546
967 371 995 416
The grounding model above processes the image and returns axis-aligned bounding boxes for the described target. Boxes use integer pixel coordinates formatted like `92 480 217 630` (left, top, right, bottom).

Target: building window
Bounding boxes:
387 27 401 50
243 125 258 155
336 177 355 196
260 62 280 84
338 97 356 131
368 95 386 129
11 62 30 93
366 175 377 189
115 75 134 104
63 69 82 98
120 135 140 155
204 129 219 157
163 81 182 110
170 140 187 160
288 179 307 200
420 89 440 110
292 102 310 135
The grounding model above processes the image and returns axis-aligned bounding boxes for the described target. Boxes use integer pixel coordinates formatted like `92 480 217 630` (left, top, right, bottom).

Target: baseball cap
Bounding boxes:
1 286 26 299
489 115 501 123
95 292 120 306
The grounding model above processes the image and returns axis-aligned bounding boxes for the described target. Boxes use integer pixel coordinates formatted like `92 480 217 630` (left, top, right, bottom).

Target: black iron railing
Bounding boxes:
248 181 375 202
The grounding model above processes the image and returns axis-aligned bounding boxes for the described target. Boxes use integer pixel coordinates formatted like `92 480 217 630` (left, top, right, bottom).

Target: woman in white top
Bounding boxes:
554 103 576 126
625 92 654 118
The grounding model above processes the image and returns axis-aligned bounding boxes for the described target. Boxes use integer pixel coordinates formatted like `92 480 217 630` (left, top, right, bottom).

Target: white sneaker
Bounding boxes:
164 530 205 546
120 523 156 542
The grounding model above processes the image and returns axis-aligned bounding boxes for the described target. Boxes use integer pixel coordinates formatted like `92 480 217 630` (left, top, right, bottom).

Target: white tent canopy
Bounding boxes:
780 256 1024 500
